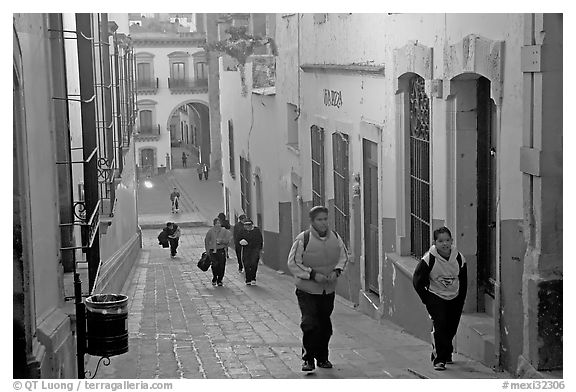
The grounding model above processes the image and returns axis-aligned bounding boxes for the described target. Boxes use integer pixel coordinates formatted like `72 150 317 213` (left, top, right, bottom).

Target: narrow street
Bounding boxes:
88 169 504 379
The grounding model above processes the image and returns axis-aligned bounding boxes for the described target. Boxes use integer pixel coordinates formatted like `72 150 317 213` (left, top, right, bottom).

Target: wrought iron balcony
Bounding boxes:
137 77 159 94
167 78 209 94
134 124 161 141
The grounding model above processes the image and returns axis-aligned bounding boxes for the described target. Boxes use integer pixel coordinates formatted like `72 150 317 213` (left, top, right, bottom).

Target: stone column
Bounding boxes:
519 13 563 373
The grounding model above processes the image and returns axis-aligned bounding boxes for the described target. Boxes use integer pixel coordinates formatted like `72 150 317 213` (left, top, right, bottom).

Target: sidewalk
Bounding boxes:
137 167 224 228
87 227 506 379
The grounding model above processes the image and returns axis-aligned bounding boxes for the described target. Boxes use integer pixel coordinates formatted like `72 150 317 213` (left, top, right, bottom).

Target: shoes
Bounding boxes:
301 360 315 372
251 280 257 286
239 268 243 273
246 281 252 286
433 362 446 371
217 282 223 287
446 357 454 364
212 281 217 286
316 360 333 369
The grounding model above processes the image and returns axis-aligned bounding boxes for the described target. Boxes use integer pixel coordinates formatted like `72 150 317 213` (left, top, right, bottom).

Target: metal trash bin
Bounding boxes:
85 294 128 357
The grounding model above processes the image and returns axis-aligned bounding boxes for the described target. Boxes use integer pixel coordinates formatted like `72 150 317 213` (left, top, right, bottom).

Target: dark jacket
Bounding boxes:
158 231 169 248
238 227 264 251
233 224 246 247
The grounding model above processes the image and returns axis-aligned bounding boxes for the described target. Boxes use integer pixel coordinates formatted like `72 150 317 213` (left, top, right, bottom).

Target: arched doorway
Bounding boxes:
140 148 156 177
166 100 210 170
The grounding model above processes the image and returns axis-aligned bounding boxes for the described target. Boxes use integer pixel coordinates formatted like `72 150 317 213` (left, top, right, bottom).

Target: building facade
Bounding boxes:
218 13 562 376
13 13 140 378
130 16 216 176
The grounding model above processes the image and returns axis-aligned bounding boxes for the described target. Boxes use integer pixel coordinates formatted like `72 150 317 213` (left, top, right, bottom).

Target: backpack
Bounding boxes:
428 252 463 271
303 229 340 252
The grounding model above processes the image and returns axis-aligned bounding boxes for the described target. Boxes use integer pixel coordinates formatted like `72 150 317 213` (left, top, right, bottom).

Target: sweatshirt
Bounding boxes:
287 226 348 295
205 227 232 252
238 227 263 251
413 245 467 303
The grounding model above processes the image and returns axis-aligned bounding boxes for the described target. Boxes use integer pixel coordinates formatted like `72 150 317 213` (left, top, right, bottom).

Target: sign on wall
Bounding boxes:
324 89 343 108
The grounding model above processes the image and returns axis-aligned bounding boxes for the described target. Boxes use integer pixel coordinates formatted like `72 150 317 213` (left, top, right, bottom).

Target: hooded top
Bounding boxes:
413 245 467 302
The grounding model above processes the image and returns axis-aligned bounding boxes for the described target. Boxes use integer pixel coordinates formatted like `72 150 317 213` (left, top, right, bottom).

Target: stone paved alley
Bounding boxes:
88 226 505 379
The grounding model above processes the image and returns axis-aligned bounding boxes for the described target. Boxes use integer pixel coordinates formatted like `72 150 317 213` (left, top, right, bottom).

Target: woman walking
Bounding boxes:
205 218 232 286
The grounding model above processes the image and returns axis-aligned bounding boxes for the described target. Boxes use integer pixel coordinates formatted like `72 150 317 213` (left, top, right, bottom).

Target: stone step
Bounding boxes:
455 313 497 369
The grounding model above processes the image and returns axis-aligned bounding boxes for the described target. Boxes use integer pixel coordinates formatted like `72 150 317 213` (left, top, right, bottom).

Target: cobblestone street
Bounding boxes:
89 228 503 379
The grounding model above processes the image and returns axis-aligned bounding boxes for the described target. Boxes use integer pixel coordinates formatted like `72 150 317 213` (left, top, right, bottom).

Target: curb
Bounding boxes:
140 221 209 230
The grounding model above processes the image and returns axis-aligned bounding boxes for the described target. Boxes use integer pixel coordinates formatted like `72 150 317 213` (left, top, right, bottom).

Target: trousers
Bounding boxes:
425 293 464 363
242 248 260 282
168 238 179 256
296 288 335 362
235 245 243 269
210 249 227 283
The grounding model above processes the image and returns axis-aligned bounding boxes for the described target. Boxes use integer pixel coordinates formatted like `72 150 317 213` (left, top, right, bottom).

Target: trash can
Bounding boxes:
85 294 128 357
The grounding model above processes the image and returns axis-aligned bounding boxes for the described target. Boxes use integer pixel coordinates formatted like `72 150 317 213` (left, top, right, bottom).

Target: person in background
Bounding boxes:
170 187 180 213
204 218 232 287
412 226 467 371
203 163 209 180
182 152 188 167
287 206 348 372
233 214 247 272
238 219 264 286
196 162 203 181
218 213 231 259
161 222 181 258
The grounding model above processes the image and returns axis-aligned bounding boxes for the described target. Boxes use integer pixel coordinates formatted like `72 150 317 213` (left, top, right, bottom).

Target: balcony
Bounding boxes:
137 78 159 95
168 78 208 94
134 124 161 142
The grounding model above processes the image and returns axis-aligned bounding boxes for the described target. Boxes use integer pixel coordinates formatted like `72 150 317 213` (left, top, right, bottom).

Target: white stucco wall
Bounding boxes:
219 59 282 232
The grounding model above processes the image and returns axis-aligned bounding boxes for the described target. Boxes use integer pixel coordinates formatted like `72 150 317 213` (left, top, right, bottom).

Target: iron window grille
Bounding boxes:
240 156 252 218
409 75 431 259
311 125 325 207
228 120 235 177
333 132 350 246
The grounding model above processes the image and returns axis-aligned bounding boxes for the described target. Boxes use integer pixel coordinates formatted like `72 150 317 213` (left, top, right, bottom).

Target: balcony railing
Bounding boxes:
137 77 159 94
134 124 161 141
168 78 209 94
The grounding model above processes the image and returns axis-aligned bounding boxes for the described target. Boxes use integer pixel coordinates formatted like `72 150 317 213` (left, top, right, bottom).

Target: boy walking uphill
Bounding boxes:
233 215 247 272
412 227 467 371
287 206 348 372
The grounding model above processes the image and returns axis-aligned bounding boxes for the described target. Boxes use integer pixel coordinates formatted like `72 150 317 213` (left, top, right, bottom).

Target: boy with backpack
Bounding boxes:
287 206 348 372
412 226 468 371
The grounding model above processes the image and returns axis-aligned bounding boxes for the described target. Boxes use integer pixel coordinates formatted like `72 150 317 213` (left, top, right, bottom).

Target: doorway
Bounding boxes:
476 77 497 309
363 138 379 294
140 148 155 176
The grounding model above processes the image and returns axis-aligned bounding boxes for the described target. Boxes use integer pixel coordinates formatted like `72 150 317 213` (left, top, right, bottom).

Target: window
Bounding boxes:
139 110 153 133
287 104 299 147
240 157 252 218
228 120 235 177
137 63 151 83
409 75 431 259
171 62 185 81
313 13 328 24
333 132 350 246
195 62 207 80
311 125 325 206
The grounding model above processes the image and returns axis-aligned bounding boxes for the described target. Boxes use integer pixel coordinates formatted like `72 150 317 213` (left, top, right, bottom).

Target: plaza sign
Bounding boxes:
324 89 343 108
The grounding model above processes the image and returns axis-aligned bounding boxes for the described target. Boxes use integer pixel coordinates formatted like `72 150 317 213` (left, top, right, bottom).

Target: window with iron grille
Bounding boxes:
311 125 325 207
240 156 252 218
228 120 235 177
409 75 431 259
332 132 350 246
